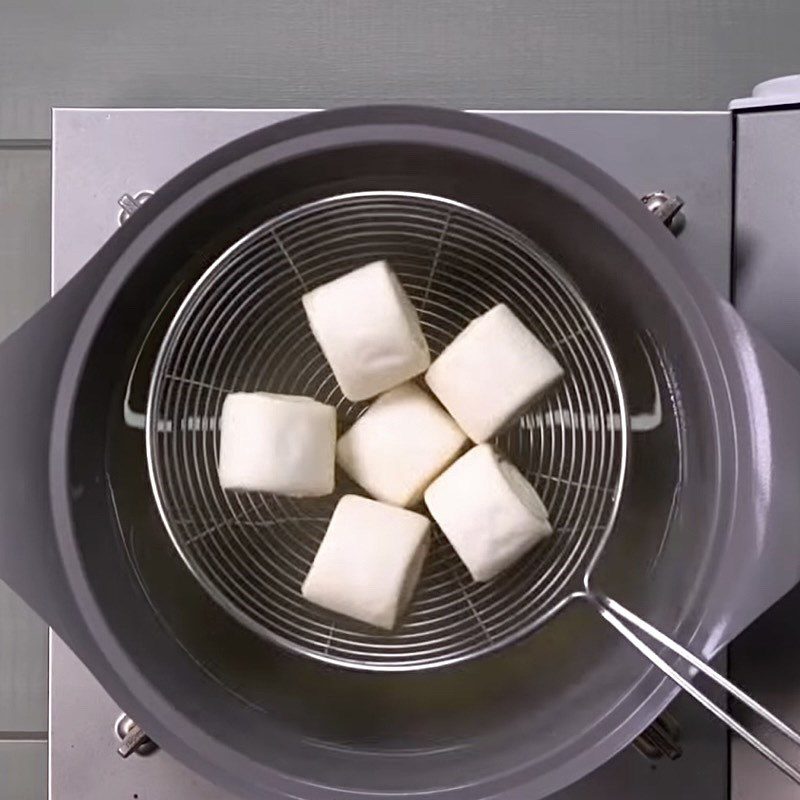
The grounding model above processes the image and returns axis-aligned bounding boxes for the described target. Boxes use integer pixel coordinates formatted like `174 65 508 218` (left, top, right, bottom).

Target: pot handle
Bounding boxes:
594 593 800 785
0 249 113 652
712 302 800 648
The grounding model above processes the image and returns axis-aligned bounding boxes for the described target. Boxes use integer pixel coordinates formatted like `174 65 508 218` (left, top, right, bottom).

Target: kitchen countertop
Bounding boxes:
2 2 800 797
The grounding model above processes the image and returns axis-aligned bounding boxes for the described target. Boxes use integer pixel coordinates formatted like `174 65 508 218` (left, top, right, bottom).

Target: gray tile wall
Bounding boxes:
0 743 48 800
1 0 800 141
0 144 50 800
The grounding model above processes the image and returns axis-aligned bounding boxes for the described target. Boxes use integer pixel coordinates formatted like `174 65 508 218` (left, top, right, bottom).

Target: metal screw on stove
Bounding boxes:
633 712 682 761
115 713 158 758
641 191 685 233
117 190 154 226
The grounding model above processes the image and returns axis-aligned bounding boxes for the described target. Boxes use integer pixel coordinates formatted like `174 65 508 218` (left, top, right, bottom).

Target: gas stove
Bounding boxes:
47 101 799 800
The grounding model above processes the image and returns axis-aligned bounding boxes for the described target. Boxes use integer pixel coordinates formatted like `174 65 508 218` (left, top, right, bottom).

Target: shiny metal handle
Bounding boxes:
594 593 800 785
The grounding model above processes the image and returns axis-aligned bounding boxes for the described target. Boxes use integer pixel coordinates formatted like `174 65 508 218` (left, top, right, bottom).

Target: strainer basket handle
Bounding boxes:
594 593 800 784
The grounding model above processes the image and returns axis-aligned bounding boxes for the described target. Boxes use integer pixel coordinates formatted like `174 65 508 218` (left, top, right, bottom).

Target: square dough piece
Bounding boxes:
302 261 431 401
218 392 336 496
302 495 431 629
336 382 467 507
425 303 563 442
424 444 552 582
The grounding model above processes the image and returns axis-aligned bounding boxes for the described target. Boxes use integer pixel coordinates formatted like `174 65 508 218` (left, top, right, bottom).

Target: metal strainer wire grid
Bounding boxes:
146 190 628 671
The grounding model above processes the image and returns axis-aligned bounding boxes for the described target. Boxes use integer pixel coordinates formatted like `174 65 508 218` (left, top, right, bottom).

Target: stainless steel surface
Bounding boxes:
50 108 733 800
733 108 800 371
492 112 731 296
51 109 733 295
147 190 627 670
50 635 238 800
729 106 800 800
51 110 306 291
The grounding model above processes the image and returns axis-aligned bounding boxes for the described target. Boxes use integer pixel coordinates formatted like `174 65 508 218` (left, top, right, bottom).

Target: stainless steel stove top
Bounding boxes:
50 107 733 800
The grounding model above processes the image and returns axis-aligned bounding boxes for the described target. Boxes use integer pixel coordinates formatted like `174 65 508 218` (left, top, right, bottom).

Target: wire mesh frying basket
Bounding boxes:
146 190 627 670
146 189 800 781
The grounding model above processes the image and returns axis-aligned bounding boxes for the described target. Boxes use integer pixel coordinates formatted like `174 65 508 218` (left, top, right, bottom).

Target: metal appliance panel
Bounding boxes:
50 107 732 800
